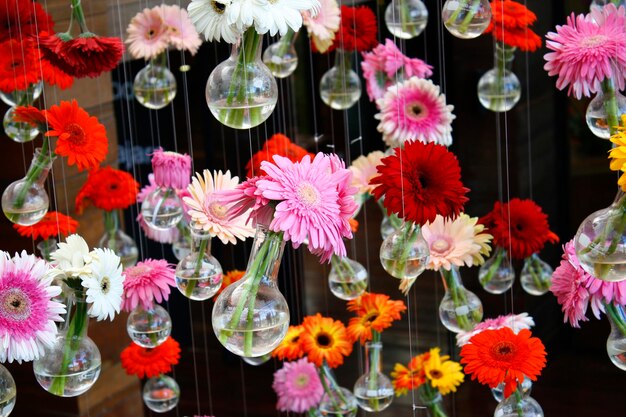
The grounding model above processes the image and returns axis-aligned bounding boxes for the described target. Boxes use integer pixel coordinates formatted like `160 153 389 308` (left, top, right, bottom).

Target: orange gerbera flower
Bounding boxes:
272 325 305 361
300 314 353 368
460 327 547 399
213 269 245 300
120 337 181 379
75 166 139 213
245 133 314 178
45 99 108 171
391 350 432 396
13 211 78 241
347 292 407 344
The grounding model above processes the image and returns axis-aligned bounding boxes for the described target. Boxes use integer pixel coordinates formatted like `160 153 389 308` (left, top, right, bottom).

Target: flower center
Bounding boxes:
406 103 428 120
316 332 332 348
101 277 111 294
0 289 31 321
289 335 300 345
294 373 310 388
211 1 226 14
362 311 379 326
66 122 86 145
428 369 443 380
581 35 608 48
490 341 517 360
297 182 321 207
208 201 228 219
431 237 452 254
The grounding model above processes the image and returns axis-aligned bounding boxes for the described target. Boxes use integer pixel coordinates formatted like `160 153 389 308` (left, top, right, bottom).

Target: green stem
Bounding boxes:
605 303 626 336
602 78 621 137
318 362 351 411
367 332 381 411
147 309 159 345
70 0 89 33
185 237 210 298
488 42 516 112
398 0 411 34
479 247 505 286
514 387 524 417
441 268 478 331
275 29 296 59
527 256 550 292
419 384 448 417
385 222 420 278
330 255 367 296
445 0 480 34
103 210 120 252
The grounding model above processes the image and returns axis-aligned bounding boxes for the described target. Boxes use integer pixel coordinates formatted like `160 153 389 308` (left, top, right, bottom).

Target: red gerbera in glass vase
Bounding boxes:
246 133 314 178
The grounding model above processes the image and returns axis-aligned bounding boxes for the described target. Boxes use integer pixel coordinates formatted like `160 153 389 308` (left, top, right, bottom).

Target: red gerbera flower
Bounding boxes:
246 133 314 178
13 211 78 241
45 99 109 171
479 198 559 260
0 39 40 93
40 57 74 89
13 105 46 127
370 141 469 226
75 166 139 213
0 0 54 42
120 337 181 379
485 0 542 52
329 5 378 53
490 25 542 52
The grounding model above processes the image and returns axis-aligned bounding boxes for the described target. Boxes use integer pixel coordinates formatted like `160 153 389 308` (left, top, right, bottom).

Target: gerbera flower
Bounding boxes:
13 211 78 241
0 0 54 42
0 39 41 93
75 167 140 213
486 0 541 52
544 4 626 99
82 248 124 321
214 269 244 300
50 234 92 279
14 105 47 127
160 5 202 54
45 100 109 172
183 170 255 244
122 259 176 312
456 312 535 346
246 133 313 179
272 358 324 413
302 0 340 53
0 251 65 363
231 0 319 37
361 39 433 102
460 327 547 398
346 292 406 344
370 141 469 226
423 349 464 395
120 336 181 378
221 176 275 226
151 149 192 190
272 325 305 361
126 7 169 60
329 5 377 52
187 0 241 44
479 198 559 260
421 213 492 271
40 56 74 90
391 351 431 396
610 116 626 190
349 151 385 198
299 313 353 368
375 77 455 148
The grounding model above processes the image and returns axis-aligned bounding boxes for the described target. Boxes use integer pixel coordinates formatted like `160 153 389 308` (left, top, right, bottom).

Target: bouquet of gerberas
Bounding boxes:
13 211 78 261
391 347 464 417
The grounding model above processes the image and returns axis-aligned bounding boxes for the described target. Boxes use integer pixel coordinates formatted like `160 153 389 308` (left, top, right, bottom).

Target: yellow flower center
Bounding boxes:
208 201 228 219
294 373 310 388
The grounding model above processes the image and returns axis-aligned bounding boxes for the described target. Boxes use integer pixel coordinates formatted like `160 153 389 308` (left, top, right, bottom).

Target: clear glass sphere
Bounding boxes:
0 81 43 107
141 187 184 230
127 304 172 348
319 387 358 417
328 257 368 300
520 255 553 296
262 42 298 78
606 305 626 371
0 364 16 417
175 245 223 301
384 0 428 39
477 68 521 112
133 64 177 110
320 66 362 110
585 90 626 139
494 395 544 417
98 230 139 269
353 372 394 412
438 288 483 333
171 233 192 261
2 177 49 226
491 376 532 402
143 375 180 413
3 107 39 143
242 353 272 366
380 215 397 241
33 333 101 397
478 249 515 294
442 0 492 39
379 223 430 280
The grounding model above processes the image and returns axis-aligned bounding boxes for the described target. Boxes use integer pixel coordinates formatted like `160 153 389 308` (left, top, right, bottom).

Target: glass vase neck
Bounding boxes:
245 225 286 284
440 266 463 291
279 28 299 46
103 210 120 235
29 148 56 186
62 289 89 338
605 302 626 336
364 341 383 374
334 48 354 71
232 28 263 61
37 238 58 262
613 188 626 205
191 233 212 254
494 42 516 72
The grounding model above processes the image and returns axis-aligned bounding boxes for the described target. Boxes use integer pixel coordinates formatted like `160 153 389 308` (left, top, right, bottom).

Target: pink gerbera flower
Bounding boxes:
302 0 341 53
375 77 455 148
544 4 626 99
0 251 65 363
122 259 176 312
361 39 433 102
159 4 202 55
151 149 192 190
456 312 535 346
126 7 170 60
272 358 324 413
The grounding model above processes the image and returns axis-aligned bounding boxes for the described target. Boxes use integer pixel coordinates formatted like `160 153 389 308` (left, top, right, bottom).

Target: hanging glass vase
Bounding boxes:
141 186 184 230
520 254 553 296
126 304 172 348
353 340 394 412
37 238 57 262
242 353 272 366
379 221 430 280
477 43 521 112
175 228 223 301
491 376 532 402
4 107 40 143
377 199 402 240
319 362 358 417
604 302 626 371
212 225 289 357
328 255 368 300
206 28 278 129
262 28 299 78
99 210 139 269
0 81 43 107
478 246 515 294
441 0 491 39
2 147 55 226
384 0 429 39
319 48 362 110
585 80 626 139
439 266 483 333
0 364 16 417
33 290 102 397
493 385 544 417
417 384 448 417
574 189 626 282
142 374 180 413
133 53 177 110
172 221 193 261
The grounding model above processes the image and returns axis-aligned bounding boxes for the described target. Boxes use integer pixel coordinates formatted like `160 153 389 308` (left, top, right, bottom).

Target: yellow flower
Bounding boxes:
424 348 464 395
609 115 626 191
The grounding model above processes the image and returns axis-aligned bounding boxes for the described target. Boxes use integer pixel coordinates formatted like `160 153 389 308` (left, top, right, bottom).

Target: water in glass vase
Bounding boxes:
34 364 102 397
0 365 15 417
208 99 278 130
0 395 15 417
213 310 289 357
607 337 626 371
143 375 180 413
353 391 394 412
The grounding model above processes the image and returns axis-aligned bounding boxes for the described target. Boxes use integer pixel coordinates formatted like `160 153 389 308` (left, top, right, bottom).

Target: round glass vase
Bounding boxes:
328 254 368 300
439 266 483 333
99 210 139 269
1 82 44 143
37 238 58 262
585 78 626 139
318 362 358 417
33 290 102 397
143 374 180 413
133 54 177 110
377 199 402 240
319 48 362 110
212 225 289 358
0 364 16 417
417 384 448 417
2 147 55 226
604 302 626 371
478 246 515 294
175 229 223 301
353 339 394 412
379 221 430 280
206 28 278 129
520 254 553 296
384 0 429 39
477 43 521 112
441 0 492 39
493 385 544 417
126 304 172 348
0 81 43 107
262 28 299 78
140 186 184 230
491 376 532 402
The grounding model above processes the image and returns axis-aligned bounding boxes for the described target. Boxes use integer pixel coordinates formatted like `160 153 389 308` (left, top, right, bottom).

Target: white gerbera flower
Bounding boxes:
82 248 124 321
50 234 92 279
188 0 241 43
230 0 319 36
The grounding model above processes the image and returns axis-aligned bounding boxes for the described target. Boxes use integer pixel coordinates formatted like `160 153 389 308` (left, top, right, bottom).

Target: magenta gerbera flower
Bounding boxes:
544 4 626 99
122 259 176 312
0 251 65 363
375 77 455 148
272 358 324 413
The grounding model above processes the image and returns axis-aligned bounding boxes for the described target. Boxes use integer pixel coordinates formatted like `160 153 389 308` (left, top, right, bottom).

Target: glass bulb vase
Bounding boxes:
143 374 180 413
378 199 403 240
262 28 299 78
585 77 626 139
520 254 553 296
175 231 223 300
328 254 368 300
442 0 491 39
126 304 172 348
379 221 430 280
384 0 429 39
319 48 362 110
0 364 16 417
133 54 177 110
212 225 289 357
439 267 483 333
478 246 515 294
417 384 448 417
491 376 532 402
0 81 43 107
319 362 358 417
140 186 184 230
99 210 138 269
493 385 544 417
4 107 40 143
477 43 521 112
604 302 626 371
353 337 394 412
37 238 57 262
